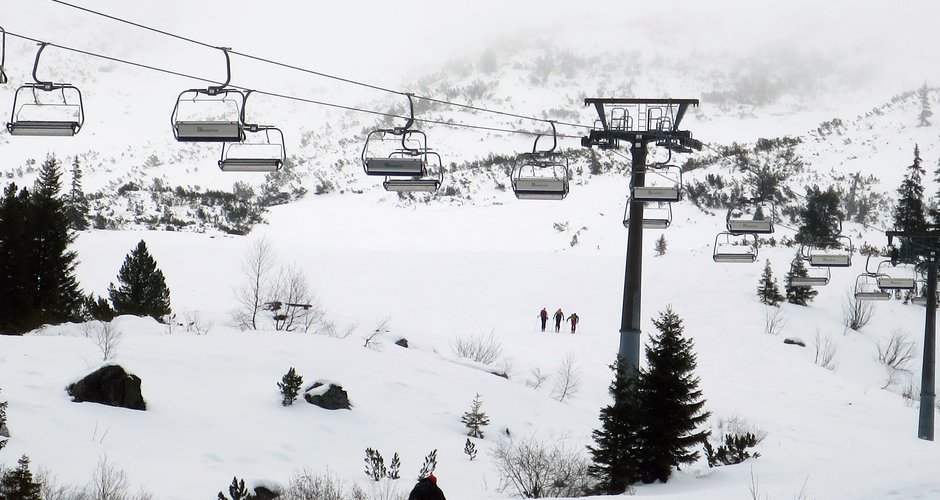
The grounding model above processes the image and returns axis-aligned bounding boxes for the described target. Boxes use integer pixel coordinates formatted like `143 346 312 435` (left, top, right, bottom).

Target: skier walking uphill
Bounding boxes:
409 474 446 500
554 308 564 333
567 312 580 334
538 307 548 332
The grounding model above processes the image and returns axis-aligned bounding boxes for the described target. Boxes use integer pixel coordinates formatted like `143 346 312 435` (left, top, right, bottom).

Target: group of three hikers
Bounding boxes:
538 307 579 333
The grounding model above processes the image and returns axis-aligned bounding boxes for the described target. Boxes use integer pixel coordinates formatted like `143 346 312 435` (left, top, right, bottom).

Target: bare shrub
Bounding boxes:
526 368 548 390
903 382 918 407
270 264 326 333
184 311 214 335
842 287 874 331
490 435 594 498
813 330 837 370
84 321 122 361
712 415 768 445
451 330 504 365
763 306 786 336
362 319 390 350
80 455 153 500
279 469 346 500
877 330 918 389
550 354 581 403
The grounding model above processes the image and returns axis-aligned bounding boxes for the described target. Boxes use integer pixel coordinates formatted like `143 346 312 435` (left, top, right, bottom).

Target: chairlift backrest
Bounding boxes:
632 164 681 202
219 126 285 172
623 199 672 229
726 199 775 234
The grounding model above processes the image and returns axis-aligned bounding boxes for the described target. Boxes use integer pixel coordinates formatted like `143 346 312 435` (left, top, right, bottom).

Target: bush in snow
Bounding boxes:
364 448 387 481
450 330 503 365
278 368 304 406
491 435 593 498
417 449 437 480
464 439 477 461
704 432 761 467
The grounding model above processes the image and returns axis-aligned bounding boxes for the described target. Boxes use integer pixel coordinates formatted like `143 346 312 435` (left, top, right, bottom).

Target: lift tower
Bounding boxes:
886 228 940 441
582 98 701 377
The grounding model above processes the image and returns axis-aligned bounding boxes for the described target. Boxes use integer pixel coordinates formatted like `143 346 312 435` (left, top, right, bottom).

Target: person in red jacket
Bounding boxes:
409 474 446 500
567 312 580 334
538 307 548 332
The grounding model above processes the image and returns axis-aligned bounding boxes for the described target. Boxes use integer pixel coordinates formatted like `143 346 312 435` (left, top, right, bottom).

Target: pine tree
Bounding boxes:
30 155 83 327
364 448 387 481
0 455 42 500
108 240 172 320
277 367 303 406
785 253 818 305
795 185 843 247
757 260 784 306
654 234 667 256
0 184 36 333
637 308 710 484
387 452 401 479
894 145 927 260
464 438 477 461
218 477 254 500
460 393 490 439
64 156 90 231
587 359 642 494
0 387 8 450
417 449 438 479
918 83 933 127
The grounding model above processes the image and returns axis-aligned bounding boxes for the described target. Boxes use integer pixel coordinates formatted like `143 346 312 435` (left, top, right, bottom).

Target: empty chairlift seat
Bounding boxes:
7 43 84 137
623 199 672 229
712 232 758 263
219 125 286 172
511 123 570 200
802 236 853 267
854 274 892 301
172 88 245 142
788 264 830 287
726 200 775 234
632 164 681 202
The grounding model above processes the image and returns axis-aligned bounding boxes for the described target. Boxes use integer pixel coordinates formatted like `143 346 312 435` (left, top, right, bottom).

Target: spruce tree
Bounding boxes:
0 455 42 500
894 145 927 260
918 83 933 127
277 367 303 406
0 184 36 333
108 240 172 321
587 359 642 494
64 156 90 231
795 185 843 247
30 155 83 327
757 260 784 306
785 253 818 305
460 393 490 438
637 308 710 484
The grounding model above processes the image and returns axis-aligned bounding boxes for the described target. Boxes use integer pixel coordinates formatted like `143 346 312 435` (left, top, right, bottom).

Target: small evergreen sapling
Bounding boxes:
464 438 478 461
785 254 818 305
704 432 761 467
654 234 667 256
277 367 303 406
217 476 253 500
388 453 401 480
417 449 438 479
756 260 784 306
364 448 387 481
460 393 490 439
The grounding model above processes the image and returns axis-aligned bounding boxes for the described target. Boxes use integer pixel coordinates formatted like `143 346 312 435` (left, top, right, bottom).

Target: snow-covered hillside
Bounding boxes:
4 1 940 499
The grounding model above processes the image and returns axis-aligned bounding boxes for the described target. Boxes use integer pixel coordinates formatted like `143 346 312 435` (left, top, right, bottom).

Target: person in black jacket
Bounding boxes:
408 474 446 500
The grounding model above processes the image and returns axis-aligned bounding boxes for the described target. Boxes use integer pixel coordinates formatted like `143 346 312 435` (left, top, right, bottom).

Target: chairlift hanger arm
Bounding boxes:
0 26 7 84
31 42 56 90
207 47 232 95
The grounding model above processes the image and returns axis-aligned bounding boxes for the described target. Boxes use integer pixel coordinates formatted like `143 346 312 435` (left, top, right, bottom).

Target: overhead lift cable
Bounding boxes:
47 0 595 132
2 30 580 139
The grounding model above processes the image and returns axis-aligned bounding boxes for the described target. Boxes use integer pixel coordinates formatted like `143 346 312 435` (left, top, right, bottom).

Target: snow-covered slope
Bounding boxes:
3 1 940 499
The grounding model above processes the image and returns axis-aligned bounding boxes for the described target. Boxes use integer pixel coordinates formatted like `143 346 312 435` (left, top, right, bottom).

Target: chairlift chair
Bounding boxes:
7 42 84 136
854 273 891 301
726 199 775 234
712 232 759 263
219 125 285 172
802 235 854 267
361 95 443 192
788 263 830 287
218 91 286 172
511 122 569 200
632 164 682 202
873 260 916 291
623 199 672 229
171 47 245 142
382 149 444 192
